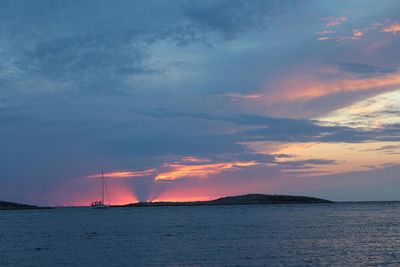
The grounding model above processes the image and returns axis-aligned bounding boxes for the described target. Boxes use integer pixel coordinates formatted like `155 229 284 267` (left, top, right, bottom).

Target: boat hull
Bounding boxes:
91 204 109 209
90 200 108 209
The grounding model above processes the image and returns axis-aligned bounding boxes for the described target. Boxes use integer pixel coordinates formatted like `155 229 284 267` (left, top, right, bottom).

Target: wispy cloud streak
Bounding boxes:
88 169 156 178
156 161 258 181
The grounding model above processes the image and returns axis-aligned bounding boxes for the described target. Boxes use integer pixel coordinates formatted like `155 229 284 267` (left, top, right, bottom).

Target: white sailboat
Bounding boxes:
91 171 109 209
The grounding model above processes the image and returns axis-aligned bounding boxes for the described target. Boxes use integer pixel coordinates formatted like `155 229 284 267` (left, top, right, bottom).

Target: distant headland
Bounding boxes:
113 194 333 208
0 200 50 210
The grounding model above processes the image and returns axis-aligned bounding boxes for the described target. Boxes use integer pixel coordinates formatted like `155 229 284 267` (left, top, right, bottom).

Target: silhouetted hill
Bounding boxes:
212 194 332 204
0 201 46 210
114 194 333 208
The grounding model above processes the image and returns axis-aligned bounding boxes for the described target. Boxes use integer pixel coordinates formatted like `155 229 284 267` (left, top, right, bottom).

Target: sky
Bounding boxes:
1 0 400 206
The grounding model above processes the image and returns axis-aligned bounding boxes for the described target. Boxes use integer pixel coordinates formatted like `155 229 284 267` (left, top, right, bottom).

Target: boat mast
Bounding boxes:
102 170 105 204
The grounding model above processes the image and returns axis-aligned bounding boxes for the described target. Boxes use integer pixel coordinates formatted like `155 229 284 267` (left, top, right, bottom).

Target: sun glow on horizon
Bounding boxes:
57 191 139 207
150 196 215 202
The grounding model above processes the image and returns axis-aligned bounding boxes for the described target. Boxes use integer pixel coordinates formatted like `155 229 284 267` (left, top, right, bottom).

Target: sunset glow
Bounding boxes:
2 0 400 206
6 3 400 266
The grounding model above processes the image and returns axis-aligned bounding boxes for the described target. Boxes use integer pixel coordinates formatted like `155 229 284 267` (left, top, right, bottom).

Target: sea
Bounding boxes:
1 202 400 266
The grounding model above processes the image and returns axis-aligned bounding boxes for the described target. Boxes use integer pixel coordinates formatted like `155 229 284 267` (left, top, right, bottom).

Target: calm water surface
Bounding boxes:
1 202 400 266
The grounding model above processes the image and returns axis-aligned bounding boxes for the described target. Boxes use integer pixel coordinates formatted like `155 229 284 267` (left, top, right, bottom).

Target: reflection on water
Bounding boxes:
1 202 400 266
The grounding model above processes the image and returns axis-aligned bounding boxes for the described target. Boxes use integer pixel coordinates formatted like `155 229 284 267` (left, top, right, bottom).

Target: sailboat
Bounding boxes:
91 171 109 209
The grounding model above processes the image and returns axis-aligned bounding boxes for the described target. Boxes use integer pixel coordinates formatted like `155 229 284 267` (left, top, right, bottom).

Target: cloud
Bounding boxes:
180 156 211 163
376 145 400 151
265 64 400 103
88 169 156 178
322 16 347 27
334 62 396 76
1 0 400 205
106 133 245 158
182 0 301 40
381 22 400 33
317 28 366 42
135 107 400 145
0 0 305 96
19 34 153 80
155 161 258 181
223 93 261 100
318 19 400 42
87 157 259 182
318 89 400 129
361 144 400 155
246 140 400 176
134 108 318 127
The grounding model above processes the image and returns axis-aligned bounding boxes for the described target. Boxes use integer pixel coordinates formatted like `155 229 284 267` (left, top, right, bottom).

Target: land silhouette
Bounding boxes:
0 194 332 209
113 194 333 208
0 200 46 210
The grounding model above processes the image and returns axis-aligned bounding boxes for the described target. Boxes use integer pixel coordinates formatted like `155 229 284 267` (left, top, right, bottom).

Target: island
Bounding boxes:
113 194 333 208
0 200 47 210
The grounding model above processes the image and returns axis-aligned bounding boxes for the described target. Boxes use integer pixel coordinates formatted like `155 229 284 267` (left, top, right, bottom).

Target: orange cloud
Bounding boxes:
381 22 400 33
88 169 156 178
155 161 258 181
